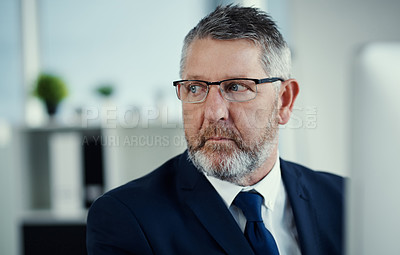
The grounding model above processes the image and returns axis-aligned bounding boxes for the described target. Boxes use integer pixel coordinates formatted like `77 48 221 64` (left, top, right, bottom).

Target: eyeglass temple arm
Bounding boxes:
258 77 285 84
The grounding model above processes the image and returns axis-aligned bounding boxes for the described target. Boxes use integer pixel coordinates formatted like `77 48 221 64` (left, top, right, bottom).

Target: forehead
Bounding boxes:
183 38 266 80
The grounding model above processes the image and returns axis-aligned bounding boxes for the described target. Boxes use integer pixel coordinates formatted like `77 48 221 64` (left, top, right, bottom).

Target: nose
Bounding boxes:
203 86 229 122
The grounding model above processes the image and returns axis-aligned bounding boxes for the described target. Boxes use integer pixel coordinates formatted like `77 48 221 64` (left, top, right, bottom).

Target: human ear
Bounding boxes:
278 79 299 125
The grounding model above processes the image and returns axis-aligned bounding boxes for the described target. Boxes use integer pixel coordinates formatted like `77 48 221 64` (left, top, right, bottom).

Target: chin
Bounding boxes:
189 146 253 181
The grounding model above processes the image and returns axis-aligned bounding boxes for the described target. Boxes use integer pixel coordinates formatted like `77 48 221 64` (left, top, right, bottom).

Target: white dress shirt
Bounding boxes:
206 152 302 255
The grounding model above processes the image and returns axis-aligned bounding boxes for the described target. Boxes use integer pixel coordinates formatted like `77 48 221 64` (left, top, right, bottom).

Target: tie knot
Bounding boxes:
233 192 263 222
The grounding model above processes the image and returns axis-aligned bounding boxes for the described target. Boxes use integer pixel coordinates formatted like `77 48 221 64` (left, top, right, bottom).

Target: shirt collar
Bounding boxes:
206 152 282 211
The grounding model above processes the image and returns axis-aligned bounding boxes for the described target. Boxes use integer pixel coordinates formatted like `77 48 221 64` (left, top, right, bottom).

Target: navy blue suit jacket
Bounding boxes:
87 151 344 255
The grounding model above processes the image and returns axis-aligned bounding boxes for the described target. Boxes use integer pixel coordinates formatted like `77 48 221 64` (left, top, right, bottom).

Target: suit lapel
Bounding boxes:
176 153 323 254
280 159 321 255
177 153 254 255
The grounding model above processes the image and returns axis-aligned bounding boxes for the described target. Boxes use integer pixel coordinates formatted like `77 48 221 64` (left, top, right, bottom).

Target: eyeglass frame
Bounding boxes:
172 77 285 103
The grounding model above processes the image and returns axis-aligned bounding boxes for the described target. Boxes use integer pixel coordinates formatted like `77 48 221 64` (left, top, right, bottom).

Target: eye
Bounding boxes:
189 85 199 93
183 82 207 94
225 82 248 92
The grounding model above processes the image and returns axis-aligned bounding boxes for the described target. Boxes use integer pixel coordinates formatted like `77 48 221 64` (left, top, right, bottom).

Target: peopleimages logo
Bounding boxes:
282 106 318 129
79 105 318 130
82 135 187 148
81 105 183 129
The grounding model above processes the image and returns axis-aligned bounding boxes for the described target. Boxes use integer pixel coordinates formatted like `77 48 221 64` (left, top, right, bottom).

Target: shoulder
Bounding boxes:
280 158 344 192
280 158 345 211
279 159 345 254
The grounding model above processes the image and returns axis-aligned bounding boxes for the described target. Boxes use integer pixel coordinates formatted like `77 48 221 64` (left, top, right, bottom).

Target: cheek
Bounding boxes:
254 107 276 127
182 106 203 132
231 104 276 133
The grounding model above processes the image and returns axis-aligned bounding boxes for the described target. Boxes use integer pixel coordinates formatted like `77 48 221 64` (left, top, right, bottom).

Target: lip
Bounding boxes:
206 137 233 141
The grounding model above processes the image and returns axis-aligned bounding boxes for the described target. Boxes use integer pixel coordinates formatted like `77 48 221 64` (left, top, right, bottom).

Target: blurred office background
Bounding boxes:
1 0 399 254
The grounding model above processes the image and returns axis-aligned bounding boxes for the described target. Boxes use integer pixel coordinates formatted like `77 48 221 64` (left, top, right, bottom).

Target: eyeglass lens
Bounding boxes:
177 79 258 103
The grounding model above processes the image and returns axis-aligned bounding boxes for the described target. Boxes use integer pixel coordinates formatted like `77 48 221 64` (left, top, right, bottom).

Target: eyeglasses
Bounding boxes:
173 77 284 103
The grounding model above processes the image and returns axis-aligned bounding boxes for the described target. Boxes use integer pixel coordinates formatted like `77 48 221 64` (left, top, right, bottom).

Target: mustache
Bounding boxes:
191 123 244 150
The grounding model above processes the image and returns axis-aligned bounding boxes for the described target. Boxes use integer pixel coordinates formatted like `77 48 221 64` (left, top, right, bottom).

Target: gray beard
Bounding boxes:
187 133 277 186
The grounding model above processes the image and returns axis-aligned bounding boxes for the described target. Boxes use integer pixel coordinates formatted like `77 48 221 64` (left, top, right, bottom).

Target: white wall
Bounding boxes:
280 0 400 176
0 0 23 123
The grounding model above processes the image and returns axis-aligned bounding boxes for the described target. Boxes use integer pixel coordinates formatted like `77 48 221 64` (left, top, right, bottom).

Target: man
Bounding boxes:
87 5 344 255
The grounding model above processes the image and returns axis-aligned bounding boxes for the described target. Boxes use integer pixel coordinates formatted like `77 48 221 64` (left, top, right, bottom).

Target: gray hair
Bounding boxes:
180 4 291 80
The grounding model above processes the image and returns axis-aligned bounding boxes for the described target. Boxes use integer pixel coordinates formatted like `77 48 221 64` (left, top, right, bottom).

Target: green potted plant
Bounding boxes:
96 83 114 98
34 73 68 116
